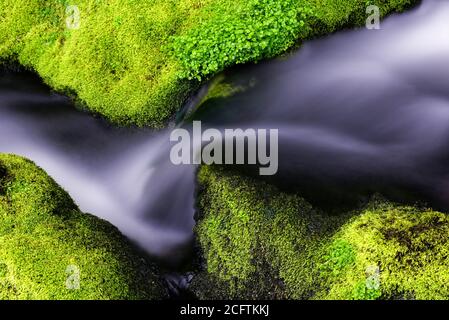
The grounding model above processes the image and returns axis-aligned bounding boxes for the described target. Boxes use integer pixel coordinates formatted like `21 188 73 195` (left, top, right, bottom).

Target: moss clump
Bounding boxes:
194 166 449 300
0 154 166 300
0 0 417 126
320 200 449 300
0 0 194 127
193 166 351 299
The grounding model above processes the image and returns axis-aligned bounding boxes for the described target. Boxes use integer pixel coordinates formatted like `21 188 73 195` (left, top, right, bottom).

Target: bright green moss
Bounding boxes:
171 0 418 81
194 166 351 299
321 200 449 300
320 239 356 278
0 0 417 126
171 0 311 81
0 154 166 300
0 0 197 127
195 166 449 300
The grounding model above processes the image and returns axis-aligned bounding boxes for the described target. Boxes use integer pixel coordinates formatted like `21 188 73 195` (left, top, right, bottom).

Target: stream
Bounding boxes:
0 0 448 266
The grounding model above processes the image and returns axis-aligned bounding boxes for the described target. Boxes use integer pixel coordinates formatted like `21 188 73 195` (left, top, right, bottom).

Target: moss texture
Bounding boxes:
193 166 350 299
193 166 449 300
0 0 417 126
321 200 449 300
0 154 166 300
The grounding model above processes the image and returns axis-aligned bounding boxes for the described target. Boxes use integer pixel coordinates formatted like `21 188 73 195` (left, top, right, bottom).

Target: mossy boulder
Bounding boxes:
0 0 417 126
321 200 449 300
193 166 449 300
0 154 166 300
192 165 350 299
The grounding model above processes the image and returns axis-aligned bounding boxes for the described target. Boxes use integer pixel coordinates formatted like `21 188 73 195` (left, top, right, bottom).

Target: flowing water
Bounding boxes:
0 0 448 264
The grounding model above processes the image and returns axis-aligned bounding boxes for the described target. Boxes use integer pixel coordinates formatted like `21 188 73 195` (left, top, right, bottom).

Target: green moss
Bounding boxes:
0 0 417 126
320 200 449 300
171 0 418 81
193 166 351 299
194 166 449 300
320 239 356 278
0 154 166 300
171 0 310 81
0 0 195 127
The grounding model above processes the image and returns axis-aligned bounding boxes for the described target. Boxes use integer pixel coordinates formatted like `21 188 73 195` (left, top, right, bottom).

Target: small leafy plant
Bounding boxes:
171 0 315 80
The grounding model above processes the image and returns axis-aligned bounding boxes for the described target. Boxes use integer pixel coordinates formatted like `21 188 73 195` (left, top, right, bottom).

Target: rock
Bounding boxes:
0 0 419 126
0 154 166 300
191 165 350 299
320 198 449 300
193 165 449 300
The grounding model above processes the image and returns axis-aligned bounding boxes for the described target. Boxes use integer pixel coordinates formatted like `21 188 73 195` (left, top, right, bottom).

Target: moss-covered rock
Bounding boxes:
0 154 166 300
320 200 449 300
193 166 449 300
0 0 417 126
192 166 351 299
